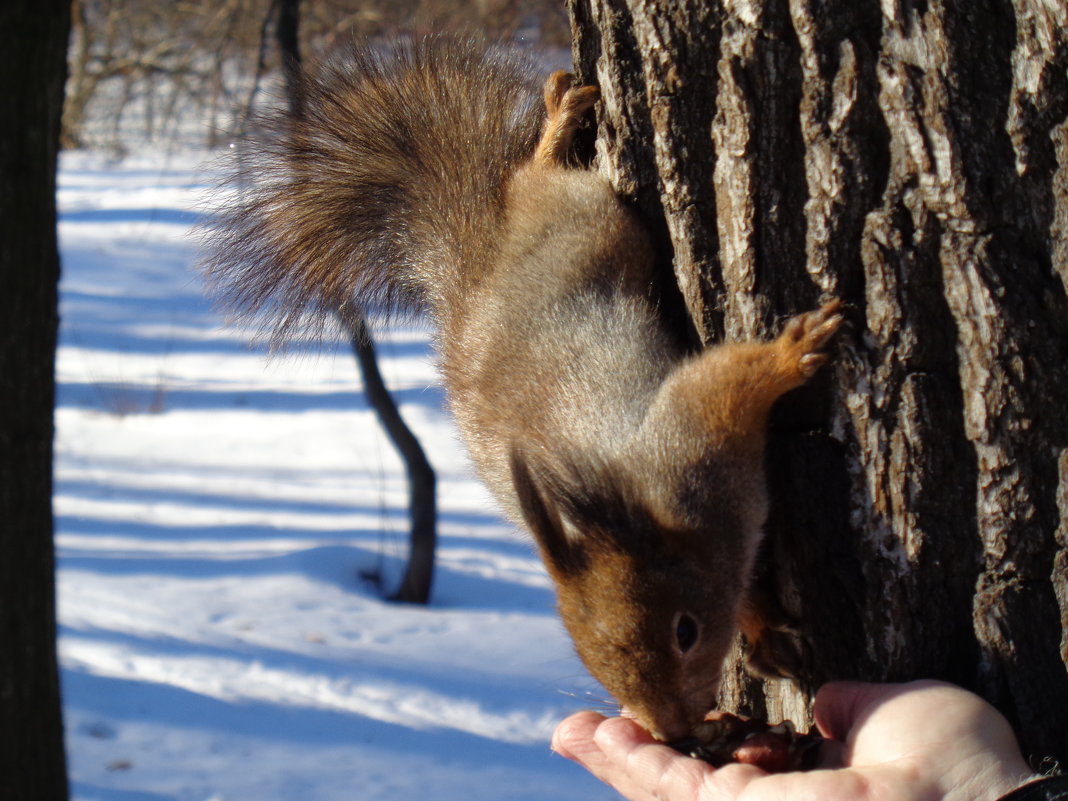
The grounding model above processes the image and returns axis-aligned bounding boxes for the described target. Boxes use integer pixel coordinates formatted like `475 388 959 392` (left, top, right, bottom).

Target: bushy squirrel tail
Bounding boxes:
203 36 545 334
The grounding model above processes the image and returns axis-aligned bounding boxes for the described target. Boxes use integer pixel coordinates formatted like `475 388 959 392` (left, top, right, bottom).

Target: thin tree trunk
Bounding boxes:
347 316 438 605
0 3 72 800
570 0 1068 763
275 0 303 117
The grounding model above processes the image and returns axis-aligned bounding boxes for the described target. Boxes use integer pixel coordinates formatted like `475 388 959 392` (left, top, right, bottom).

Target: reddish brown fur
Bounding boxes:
202 38 843 743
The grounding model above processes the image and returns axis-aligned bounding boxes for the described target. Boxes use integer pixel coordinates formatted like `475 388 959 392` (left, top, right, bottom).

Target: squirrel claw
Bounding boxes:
798 352 829 378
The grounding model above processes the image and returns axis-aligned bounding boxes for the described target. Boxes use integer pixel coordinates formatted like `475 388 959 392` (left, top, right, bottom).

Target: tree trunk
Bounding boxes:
275 0 304 117
347 316 438 605
569 0 1068 764
0 3 72 800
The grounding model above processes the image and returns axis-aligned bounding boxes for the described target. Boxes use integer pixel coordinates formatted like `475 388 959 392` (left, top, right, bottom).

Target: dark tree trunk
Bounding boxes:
347 317 438 605
570 0 1068 764
273 0 437 604
0 3 72 800
275 0 304 118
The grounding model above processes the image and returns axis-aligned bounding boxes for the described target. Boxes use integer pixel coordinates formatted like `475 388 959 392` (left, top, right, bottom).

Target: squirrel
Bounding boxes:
203 36 843 744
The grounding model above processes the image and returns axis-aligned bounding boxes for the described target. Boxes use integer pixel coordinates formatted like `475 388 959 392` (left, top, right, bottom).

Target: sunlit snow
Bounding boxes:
55 150 615 801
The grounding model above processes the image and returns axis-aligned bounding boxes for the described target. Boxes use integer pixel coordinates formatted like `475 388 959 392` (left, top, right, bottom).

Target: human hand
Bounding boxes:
552 680 1036 801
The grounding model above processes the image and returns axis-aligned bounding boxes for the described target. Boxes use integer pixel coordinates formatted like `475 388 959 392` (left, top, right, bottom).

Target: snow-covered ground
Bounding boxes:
55 150 617 801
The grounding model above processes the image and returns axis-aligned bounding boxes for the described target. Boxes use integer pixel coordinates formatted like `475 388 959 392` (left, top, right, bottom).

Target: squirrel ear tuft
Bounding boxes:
509 447 587 576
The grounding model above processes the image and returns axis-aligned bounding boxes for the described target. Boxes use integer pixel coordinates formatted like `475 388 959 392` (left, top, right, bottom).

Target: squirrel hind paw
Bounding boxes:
777 299 844 379
561 84 600 117
543 70 573 115
543 71 599 117
534 73 599 166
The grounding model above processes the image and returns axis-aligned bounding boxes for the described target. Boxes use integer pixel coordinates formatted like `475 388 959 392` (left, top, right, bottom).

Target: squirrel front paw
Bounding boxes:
744 624 803 680
738 588 803 680
534 71 599 166
775 299 844 382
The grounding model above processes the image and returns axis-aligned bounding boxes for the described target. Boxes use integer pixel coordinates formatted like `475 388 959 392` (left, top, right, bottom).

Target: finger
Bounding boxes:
813 681 899 741
553 715 665 801
594 717 767 801
591 716 677 801
554 712 660 800
552 710 607 762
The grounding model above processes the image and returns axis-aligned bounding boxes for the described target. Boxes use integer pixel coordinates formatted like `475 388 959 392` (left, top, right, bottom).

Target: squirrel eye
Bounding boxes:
675 613 699 653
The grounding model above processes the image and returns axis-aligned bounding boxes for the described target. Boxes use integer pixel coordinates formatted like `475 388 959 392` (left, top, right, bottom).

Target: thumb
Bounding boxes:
812 681 895 741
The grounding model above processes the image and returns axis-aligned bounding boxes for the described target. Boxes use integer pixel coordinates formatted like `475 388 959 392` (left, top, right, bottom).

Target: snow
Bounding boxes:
55 150 617 801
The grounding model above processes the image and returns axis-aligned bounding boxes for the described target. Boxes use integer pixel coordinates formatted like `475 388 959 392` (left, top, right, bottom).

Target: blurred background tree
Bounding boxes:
61 0 571 153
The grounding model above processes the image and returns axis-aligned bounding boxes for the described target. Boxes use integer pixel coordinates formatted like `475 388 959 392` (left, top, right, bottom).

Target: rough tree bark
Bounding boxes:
569 0 1068 764
0 3 72 800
